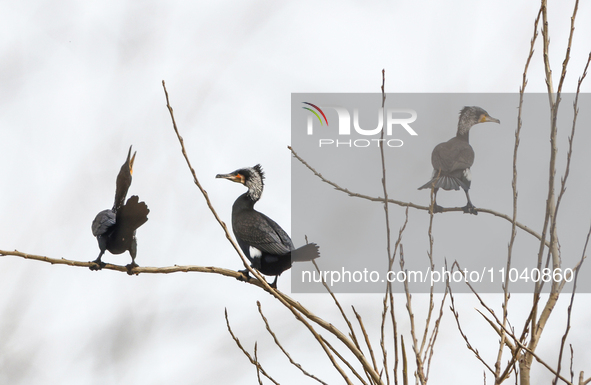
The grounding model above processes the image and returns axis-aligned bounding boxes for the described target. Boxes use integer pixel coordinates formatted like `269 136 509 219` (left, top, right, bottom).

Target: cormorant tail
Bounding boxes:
291 243 320 262
418 176 467 191
118 195 150 230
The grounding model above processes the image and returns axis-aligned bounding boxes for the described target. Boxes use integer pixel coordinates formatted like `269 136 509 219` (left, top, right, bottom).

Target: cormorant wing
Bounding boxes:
431 138 474 173
92 209 116 237
233 210 294 256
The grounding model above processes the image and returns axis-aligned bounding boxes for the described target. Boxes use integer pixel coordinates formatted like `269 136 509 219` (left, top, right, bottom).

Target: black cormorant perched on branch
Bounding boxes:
216 164 320 288
91 146 149 274
418 106 500 215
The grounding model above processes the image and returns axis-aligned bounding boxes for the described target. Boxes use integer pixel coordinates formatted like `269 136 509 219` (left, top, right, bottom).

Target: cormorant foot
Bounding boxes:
462 204 478 215
237 269 252 283
125 262 139 275
432 204 444 213
89 260 106 271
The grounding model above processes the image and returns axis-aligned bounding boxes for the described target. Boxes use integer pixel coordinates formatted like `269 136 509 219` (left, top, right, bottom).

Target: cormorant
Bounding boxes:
418 106 500 215
216 164 320 288
91 146 149 274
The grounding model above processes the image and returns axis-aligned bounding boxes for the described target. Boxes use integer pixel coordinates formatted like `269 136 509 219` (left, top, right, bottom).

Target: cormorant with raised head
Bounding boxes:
91 146 150 274
216 164 319 288
418 106 500 215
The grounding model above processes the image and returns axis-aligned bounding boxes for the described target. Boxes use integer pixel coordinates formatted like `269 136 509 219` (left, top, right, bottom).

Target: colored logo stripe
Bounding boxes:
302 102 328 126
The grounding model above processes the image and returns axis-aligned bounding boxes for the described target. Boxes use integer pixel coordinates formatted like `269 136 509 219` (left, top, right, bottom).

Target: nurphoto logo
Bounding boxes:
302 102 418 148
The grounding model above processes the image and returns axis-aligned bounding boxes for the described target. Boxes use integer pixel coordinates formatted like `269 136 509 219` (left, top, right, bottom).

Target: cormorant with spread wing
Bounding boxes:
91 146 149 274
216 164 319 288
418 106 500 215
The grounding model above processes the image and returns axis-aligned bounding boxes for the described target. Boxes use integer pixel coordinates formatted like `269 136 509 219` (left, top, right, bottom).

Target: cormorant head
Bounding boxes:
216 164 265 202
457 106 500 135
113 145 136 210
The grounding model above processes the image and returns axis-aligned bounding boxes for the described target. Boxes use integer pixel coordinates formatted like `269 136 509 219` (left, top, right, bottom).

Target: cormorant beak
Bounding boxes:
129 151 136 175
126 146 136 175
216 172 244 184
480 114 500 124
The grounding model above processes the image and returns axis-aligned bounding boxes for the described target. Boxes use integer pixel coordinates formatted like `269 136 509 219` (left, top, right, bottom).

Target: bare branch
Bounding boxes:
0 249 265 287
380 297 393 385
447 286 496 375
275 299 361 384
420 190 437 380
311 259 363 355
556 0 580 95
162 81 275 292
501 5 542 381
288 146 549 247
401 336 408 385
557 50 591 219
399 245 425 385
352 306 380 379
541 0 554 100
257 301 328 385
225 309 280 385
254 343 264 385
319 335 369 385
309 261 374 384
378 67 394 385
553 222 591 384
528 3 586 380
424 289 447 381
570 345 574 384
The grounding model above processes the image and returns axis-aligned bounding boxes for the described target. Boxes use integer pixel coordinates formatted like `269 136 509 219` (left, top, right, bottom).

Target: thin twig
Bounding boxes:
553 222 591 385
527 2 583 381
391 207 409 385
420 184 437 382
447 284 496 375
225 309 280 385
378 68 394 385
380 207 409 385
500 6 542 381
380 298 391 385
536 0 561 296
569 345 574 384
424 289 447 381
254 343 264 385
556 0 579 95
352 306 380 379
401 336 408 385
319 335 369 385
551 50 591 381
399 244 425 385
309 261 370 383
311 260 363 354
276 301 359 385
257 301 328 385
